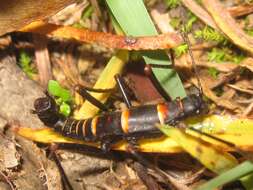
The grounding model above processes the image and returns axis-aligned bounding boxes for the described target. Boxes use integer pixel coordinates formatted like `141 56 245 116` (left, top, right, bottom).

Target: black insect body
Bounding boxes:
34 93 207 151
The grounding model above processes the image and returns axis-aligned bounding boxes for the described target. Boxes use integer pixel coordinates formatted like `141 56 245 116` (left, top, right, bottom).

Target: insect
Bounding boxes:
33 89 208 152
33 29 208 152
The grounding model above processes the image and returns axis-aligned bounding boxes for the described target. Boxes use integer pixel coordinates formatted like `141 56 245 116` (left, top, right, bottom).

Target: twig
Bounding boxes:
0 170 16 190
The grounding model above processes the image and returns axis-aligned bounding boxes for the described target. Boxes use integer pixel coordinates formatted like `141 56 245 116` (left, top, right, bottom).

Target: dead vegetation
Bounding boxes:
1 0 253 190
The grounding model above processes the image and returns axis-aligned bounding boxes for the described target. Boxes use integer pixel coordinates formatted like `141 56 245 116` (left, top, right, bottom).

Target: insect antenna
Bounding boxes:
180 23 203 95
177 21 249 158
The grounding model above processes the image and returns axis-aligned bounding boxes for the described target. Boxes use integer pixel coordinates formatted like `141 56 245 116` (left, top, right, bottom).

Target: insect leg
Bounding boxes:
100 136 122 153
75 84 114 93
143 64 171 101
48 145 74 190
127 144 175 189
76 85 109 111
114 74 132 108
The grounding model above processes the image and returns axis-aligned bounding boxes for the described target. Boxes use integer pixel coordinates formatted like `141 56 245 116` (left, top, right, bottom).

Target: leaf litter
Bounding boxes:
1 0 253 189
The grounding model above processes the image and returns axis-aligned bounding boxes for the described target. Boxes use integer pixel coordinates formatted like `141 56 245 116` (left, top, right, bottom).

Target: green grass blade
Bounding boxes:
106 0 186 99
196 161 253 190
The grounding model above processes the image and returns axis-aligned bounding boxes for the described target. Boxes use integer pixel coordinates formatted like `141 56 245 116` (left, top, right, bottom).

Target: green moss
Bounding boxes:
208 67 219 78
207 48 226 63
170 17 181 29
207 47 245 64
18 51 36 79
195 26 227 44
184 12 198 32
165 0 181 9
173 43 188 57
81 5 94 20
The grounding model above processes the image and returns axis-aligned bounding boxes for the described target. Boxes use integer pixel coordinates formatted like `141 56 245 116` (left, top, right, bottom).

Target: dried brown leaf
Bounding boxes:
182 0 253 29
203 0 253 55
0 0 75 36
181 0 218 29
20 21 183 50
192 78 239 111
228 4 253 17
241 57 253 72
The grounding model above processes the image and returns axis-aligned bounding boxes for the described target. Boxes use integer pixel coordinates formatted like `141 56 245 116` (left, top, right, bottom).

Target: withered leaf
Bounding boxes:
0 0 75 36
203 0 253 55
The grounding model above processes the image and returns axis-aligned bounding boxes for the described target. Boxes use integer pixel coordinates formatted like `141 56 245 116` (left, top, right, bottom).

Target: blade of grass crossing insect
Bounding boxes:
106 0 186 99
75 15 127 119
196 161 253 190
75 50 128 119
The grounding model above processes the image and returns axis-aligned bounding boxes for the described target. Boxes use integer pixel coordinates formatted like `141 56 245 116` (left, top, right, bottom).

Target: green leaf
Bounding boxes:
196 161 253 190
106 0 186 99
59 102 71 117
47 80 71 102
158 125 238 174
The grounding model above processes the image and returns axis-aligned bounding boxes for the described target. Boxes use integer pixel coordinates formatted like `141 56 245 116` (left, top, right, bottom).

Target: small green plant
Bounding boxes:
165 0 181 9
19 51 36 79
208 67 219 78
170 17 181 29
195 26 227 45
185 13 198 32
207 47 245 64
207 48 226 63
173 43 188 57
72 5 94 29
245 28 253 36
48 80 72 117
207 47 245 78
81 5 94 20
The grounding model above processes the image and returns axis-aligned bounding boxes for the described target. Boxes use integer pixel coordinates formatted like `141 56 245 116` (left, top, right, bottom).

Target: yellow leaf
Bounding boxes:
187 115 253 150
14 114 253 154
14 127 183 153
158 125 238 173
0 0 74 36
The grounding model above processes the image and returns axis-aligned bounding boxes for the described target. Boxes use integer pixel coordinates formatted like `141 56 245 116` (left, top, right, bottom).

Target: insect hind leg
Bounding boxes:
76 85 109 111
114 74 132 109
